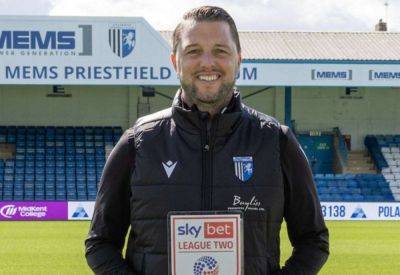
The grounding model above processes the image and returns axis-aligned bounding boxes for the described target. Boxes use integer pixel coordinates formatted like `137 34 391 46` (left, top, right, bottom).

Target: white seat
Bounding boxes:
381 147 390 153
384 174 395 180
382 167 391 173
389 182 398 188
392 167 400 173
391 147 400 153
383 153 394 159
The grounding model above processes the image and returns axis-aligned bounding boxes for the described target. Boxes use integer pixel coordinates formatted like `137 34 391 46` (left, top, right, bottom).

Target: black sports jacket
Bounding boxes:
85 90 329 274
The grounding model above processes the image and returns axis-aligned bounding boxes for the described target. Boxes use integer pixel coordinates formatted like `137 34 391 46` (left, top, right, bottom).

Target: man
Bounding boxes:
85 6 329 274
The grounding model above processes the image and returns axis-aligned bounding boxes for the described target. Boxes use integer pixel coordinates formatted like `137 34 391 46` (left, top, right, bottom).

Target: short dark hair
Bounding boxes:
172 6 241 54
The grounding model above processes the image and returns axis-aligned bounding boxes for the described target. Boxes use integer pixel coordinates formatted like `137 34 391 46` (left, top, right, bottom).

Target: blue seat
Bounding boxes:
35 194 45 201
94 127 104 135
67 194 77 200
65 127 74 135
45 187 55 194
86 155 95 161
77 193 87 201
77 174 86 181
334 174 346 180
85 141 94 147
56 148 65 154
45 194 55 200
55 134 64 141
46 149 55 156
76 162 86 169
95 155 105 161
87 175 96 181
330 194 342 201
88 192 97 199
104 135 113 142
95 141 104 147
4 174 14 181
65 141 74 148
56 194 66 201
86 162 95 169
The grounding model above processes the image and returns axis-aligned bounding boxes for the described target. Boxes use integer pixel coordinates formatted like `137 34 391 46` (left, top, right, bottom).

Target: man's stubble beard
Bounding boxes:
181 80 235 113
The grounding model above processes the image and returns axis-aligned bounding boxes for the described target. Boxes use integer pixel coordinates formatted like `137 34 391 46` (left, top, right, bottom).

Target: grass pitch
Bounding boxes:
0 221 399 274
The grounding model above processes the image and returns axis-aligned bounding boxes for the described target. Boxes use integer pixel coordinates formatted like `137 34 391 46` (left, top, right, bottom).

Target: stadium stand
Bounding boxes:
1 126 399 203
314 173 395 202
295 130 399 202
0 126 122 201
365 135 400 201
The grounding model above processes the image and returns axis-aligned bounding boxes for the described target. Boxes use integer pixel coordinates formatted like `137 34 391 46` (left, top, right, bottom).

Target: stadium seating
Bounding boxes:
0 126 121 201
2 127 399 203
365 135 400 201
315 173 395 202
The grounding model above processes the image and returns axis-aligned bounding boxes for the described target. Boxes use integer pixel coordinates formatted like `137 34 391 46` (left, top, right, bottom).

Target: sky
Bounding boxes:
0 0 399 32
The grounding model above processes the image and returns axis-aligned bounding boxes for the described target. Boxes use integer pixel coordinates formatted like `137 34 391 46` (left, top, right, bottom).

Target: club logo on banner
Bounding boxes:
233 156 253 182
108 26 136 58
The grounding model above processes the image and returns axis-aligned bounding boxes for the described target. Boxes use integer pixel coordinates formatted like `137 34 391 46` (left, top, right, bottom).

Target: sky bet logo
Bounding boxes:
177 222 234 238
0 25 92 55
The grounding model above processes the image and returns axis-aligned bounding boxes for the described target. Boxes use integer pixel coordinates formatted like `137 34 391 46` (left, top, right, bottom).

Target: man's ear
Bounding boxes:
170 53 178 72
237 53 242 67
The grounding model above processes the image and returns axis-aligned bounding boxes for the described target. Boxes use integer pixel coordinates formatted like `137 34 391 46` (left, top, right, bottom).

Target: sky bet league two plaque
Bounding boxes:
168 211 244 275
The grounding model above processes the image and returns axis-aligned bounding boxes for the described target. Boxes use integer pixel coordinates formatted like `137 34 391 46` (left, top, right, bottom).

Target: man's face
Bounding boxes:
171 20 242 107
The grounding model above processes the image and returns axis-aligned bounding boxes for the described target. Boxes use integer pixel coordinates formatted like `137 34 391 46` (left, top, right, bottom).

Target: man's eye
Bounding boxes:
186 49 200 55
215 49 229 55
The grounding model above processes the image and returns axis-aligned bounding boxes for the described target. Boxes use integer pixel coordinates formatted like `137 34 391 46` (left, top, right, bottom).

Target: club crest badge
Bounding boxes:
108 27 136 58
233 156 253 182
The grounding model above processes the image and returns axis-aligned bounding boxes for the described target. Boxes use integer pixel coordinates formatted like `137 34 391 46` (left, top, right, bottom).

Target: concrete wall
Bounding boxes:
7 84 398 150
0 85 132 128
0 84 284 129
291 87 400 150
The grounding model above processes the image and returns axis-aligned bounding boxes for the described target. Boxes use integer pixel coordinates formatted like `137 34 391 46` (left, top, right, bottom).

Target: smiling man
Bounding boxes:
171 17 241 116
85 6 329 275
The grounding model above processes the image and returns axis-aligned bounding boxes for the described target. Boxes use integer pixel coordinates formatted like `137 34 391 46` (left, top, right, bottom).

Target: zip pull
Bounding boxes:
204 144 210 151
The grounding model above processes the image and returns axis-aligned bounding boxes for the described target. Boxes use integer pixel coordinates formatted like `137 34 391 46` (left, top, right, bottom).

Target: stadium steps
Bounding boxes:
345 150 376 174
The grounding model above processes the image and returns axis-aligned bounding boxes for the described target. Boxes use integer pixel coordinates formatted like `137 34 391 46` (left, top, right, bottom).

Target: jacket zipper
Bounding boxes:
201 115 218 210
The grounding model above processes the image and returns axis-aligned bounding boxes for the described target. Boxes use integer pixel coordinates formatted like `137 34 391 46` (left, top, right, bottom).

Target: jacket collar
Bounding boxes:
171 89 243 136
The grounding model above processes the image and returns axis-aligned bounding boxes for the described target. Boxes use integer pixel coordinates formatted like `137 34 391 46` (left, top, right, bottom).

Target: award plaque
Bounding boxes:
168 211 243 275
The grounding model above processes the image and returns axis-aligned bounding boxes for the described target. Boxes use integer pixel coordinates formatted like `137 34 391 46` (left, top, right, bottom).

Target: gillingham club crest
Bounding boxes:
108 26 136 58
233 156 253 182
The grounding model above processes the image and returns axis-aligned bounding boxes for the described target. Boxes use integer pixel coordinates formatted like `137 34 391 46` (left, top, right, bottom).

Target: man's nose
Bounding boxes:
199 52 215 68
